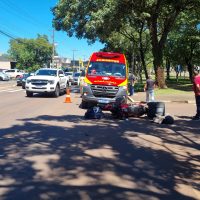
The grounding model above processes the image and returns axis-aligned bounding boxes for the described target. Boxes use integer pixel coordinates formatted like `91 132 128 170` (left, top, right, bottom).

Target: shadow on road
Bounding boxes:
0 114 199 200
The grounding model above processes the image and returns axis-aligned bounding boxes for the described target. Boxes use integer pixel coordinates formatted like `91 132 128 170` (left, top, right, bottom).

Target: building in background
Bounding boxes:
0 53 88 72
0 54 16 70
52 55 88 72
53 56 71 68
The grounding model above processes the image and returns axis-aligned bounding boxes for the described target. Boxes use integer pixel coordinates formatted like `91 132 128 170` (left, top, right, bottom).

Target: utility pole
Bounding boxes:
52 29 55 68
72 49 78 70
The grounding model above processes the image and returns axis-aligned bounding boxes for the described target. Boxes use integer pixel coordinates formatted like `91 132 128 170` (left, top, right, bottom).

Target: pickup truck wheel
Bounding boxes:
54 85 60 97
26 91 33 97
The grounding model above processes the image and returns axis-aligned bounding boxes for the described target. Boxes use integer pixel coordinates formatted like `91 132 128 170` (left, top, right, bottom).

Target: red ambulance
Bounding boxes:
81 52 128 108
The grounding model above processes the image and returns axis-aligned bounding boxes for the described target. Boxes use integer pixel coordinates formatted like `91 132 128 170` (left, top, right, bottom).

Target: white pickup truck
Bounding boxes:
4 69 23 79
25 68 68 97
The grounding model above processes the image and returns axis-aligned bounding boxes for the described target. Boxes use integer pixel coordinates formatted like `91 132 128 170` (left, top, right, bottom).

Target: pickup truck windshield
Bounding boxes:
65 72 73 76
87 62 126 77
35 69 57 76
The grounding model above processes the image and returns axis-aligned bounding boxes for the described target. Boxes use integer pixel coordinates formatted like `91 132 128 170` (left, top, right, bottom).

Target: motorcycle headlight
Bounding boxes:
48 80 55 84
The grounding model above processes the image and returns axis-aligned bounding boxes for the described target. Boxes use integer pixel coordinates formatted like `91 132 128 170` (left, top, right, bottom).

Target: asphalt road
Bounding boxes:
0 80 199 200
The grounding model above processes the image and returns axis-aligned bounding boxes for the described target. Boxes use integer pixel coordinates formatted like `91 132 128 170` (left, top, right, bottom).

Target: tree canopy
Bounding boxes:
8 35 53 72
166 10 200 80
52 0 200 86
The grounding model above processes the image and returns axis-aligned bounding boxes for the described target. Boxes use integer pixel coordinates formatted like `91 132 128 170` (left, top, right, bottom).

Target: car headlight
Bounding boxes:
48 80 55 84
26 79 31 83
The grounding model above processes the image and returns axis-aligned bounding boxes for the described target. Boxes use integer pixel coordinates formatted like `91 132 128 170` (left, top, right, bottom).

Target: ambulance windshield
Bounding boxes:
87 62 126 77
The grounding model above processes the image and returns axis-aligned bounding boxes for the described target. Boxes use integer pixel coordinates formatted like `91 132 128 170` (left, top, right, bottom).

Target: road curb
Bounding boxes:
165 100 195 104
133 100 195 104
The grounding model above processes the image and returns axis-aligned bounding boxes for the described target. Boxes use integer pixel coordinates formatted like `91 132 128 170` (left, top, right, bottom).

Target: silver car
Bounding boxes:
72 72 81 85
0 72 10 81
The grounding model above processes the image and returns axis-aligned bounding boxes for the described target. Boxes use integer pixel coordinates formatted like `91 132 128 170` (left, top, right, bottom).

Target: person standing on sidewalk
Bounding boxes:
192 70 200 120
128 73 135 96
144 75 156 102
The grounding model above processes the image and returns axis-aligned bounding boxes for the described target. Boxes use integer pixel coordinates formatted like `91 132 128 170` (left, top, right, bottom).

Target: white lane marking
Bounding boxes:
0 86 16 89
8 89 24 93
0 89 16 92
0 88 23 93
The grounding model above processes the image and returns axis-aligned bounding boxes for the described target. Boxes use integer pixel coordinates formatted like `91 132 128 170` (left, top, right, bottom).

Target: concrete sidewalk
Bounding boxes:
131 91 195 104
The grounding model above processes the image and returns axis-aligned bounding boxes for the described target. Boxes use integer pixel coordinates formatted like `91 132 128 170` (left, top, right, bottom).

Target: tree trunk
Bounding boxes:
136 55 143 83
185 42 195 82
157 67 166 88
138 23 148 79
148 18 166 88
138 63 143 83
139 42 148 80
126 51 132 74
152 47 166 88
131 51 136 74
166 58 171 81
186 60 193 82
147 6 180 88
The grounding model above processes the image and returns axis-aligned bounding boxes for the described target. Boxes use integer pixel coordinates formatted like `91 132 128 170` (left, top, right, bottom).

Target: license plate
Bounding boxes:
98 99 109 104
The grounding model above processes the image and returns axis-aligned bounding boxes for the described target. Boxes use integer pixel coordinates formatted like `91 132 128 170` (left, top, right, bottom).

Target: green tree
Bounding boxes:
9 35 53 72
166 10 200 81
52 0 199 88
100 20 152 81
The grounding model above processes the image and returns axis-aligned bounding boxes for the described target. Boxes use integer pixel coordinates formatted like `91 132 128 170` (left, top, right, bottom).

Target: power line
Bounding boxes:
0 16 27 37
0 28 53 65
0 28 29 45
0 29 18 40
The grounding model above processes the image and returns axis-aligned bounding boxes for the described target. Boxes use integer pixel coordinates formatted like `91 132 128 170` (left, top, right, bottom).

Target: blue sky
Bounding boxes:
0 0 104 61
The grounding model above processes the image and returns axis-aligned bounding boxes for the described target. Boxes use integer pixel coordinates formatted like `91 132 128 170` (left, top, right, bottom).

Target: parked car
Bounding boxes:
72 72 81 85
65 71 73 85
0 69 8 72
4 69 24 79
16 74 25 86
16 73 33 88
0 72 10 81
22 73 34 89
